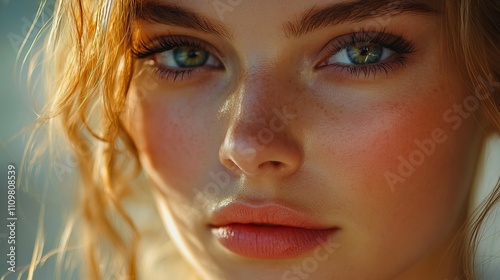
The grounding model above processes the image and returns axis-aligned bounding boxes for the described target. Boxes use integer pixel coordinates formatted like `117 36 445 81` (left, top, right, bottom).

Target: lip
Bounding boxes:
209 201 339 259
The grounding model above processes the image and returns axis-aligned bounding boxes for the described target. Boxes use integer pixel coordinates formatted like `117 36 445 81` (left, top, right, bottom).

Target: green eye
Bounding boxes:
156 47 220 69
172 47 209 67
328 43 394 65
346 43 385 64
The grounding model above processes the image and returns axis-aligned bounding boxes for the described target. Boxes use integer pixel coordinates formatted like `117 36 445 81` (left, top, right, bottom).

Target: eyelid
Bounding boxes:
132 34 224 62
132 34 226 82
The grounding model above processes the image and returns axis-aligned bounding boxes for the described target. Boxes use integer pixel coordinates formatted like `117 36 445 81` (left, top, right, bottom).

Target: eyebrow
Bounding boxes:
284 0 439 37
135 1 232 38
135 0 438 39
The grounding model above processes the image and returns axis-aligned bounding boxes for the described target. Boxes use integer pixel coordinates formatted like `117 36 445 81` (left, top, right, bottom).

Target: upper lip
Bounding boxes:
209 200 336 229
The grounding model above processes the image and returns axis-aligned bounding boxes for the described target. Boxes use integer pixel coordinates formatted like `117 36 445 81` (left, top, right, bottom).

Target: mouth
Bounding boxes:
209 201 339 259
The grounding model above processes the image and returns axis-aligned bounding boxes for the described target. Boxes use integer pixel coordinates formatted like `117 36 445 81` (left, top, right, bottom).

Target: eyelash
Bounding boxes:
132 35 219 81
319 31 416 78
132 31 416 82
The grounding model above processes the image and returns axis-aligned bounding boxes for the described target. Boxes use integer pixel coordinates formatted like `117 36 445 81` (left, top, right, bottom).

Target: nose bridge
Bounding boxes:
233 60 290 120
227 66 293 142
237 79 275 125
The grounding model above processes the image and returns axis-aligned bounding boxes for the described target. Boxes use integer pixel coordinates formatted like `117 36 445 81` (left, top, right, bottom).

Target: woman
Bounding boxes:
31 0 499 279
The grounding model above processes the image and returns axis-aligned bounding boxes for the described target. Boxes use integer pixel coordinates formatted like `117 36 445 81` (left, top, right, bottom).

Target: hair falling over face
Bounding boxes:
25 0 500 279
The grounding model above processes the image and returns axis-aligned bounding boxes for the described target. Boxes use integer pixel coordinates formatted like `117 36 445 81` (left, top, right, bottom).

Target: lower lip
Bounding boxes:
211 224 338 259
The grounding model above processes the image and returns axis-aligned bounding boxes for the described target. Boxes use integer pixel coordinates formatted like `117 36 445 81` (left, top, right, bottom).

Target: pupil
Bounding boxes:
188 49 199 58
360 46 370 56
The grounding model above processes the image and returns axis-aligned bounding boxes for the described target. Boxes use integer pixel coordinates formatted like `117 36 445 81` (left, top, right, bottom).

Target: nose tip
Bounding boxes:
219 122 302 178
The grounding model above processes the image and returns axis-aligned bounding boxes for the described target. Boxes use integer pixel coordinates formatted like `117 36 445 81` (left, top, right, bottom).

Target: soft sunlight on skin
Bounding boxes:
124 0 486 279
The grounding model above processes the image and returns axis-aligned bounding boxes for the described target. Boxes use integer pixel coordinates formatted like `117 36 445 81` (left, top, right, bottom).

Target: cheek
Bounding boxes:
346 98 468 214
348 96 449 193
312 83 480 252
125 88 216 197
313 86 450 189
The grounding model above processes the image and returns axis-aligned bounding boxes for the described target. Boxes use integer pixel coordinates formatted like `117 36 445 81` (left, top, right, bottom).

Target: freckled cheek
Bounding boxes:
353 113 441 186
315 87 463 203
329 90 476 225
325 104 443 189
129 102 215 195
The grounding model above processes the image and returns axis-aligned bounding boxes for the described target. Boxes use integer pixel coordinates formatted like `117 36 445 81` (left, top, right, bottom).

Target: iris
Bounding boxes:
346 43 384 64
171 47 209 68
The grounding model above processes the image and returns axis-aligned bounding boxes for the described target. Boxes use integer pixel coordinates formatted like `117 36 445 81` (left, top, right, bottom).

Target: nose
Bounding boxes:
219 74 302 178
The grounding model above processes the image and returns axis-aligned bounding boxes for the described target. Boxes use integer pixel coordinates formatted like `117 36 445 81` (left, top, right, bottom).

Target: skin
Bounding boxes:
123 0 487 279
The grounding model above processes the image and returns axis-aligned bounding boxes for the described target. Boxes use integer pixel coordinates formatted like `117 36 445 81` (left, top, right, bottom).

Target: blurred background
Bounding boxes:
1 0 80 279
0 1 499 279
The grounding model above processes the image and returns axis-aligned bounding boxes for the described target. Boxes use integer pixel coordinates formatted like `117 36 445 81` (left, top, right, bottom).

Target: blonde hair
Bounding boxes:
26 0 500 279
442 1 500 278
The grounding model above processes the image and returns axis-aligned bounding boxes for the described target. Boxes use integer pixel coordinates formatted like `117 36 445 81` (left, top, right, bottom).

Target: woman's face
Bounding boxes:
125 0 485 279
